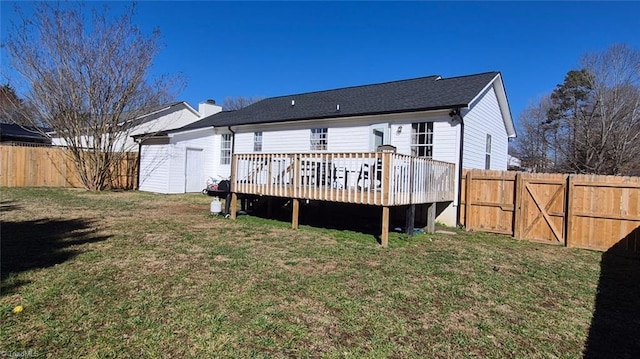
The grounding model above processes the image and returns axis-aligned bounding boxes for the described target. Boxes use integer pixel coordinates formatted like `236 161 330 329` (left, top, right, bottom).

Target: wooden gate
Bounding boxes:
461 170 516 235
461 169 639 253
514 173 567 245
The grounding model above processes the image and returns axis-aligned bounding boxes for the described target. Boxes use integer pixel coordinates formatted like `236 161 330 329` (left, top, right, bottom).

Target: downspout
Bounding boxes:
227 126 236 183
451 108 465 228
227 126 236 155
227 126 236 215
136 138 142 191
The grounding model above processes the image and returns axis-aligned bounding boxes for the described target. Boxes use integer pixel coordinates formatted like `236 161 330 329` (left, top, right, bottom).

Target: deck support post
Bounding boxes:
230 193 238 219
426 202 436 233
292 198 299 229
381 206 390 247
405 204 415 236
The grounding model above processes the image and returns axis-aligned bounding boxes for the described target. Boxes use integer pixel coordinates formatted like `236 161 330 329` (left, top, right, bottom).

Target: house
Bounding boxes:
51 100 221 152
0 123 52 145
137 71 516 227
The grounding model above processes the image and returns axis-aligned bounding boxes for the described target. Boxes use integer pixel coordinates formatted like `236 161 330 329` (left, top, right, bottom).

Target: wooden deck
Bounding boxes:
229 152 456 246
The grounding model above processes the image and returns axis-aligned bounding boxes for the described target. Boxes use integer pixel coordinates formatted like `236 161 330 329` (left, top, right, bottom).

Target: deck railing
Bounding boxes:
231 152 455 206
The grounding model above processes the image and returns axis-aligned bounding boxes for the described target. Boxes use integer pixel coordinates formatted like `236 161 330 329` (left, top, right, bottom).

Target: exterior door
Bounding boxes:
185 148 204 193
370 124 389 151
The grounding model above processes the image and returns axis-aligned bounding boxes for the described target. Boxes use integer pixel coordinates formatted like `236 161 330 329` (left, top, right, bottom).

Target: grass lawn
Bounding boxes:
0 187 636 358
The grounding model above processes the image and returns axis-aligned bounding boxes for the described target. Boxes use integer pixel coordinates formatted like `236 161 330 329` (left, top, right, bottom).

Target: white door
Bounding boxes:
370 124 390 151
185 148 204 192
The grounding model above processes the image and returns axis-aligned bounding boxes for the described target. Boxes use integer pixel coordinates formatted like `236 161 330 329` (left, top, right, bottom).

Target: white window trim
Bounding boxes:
485 133 492 170
410 122 434 158
254 131 263 152
310 128 328 151
220 133 232 165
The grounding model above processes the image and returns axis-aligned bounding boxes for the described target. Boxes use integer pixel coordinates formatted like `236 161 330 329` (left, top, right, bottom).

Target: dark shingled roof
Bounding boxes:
169 71 500 133
0 123 52 143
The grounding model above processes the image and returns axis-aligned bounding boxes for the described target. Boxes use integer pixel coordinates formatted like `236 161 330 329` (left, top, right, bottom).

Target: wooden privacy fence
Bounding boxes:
0 144 138 189
460 169 640 254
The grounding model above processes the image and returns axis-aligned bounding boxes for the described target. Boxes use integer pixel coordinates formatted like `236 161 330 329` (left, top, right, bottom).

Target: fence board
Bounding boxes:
516 173 567 245
460 169 640 254
567 174 640 254
462 169 516 235
0 145 137 190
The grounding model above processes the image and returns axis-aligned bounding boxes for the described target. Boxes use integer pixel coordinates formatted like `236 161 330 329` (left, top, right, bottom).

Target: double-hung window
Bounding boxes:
310 128 327 151
410 122 433 158
485 134 492 169
220 134 232 165
254 131 263 152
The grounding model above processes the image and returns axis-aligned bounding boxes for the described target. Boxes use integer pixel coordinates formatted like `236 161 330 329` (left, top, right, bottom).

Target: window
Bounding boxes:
410 122 433 158
254 131 262 152
310 128 327 151
220 133 232 165
485 134 492 170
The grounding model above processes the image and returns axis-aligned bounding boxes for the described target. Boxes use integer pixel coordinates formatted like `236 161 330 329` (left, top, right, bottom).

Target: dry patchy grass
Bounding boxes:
0 187 635 358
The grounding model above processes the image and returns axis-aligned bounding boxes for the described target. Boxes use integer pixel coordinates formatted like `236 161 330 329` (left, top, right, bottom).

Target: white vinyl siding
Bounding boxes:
231 123 371 154
138 129 215 194
138 144 171 193
463 85 508 170
54 105 202 153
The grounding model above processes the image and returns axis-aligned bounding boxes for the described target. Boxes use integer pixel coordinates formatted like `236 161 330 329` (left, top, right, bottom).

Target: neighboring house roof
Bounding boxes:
49 101 199 137
152 71 514 137
0 123 52 143
120 101 199 128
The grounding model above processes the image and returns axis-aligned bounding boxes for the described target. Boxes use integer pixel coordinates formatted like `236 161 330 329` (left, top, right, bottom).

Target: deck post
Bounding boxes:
405 155 415 235
381 153 392 206
381 206 389 247
405 204 415 235
230 193 238 219
426 202 436 233
292 198 299 229
267 197 273 217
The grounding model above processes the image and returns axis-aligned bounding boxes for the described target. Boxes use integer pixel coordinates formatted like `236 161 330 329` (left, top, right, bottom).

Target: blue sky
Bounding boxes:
2 1 639 129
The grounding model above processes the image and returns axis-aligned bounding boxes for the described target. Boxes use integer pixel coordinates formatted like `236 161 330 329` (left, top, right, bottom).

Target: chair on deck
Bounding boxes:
357 158 382 190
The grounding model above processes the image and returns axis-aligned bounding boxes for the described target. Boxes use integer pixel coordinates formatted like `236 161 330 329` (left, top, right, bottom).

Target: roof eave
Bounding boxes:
467 73 516 138
213 104 470 127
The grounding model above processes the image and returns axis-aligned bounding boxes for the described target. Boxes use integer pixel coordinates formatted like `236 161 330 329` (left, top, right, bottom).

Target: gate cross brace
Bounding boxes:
522 183 565 243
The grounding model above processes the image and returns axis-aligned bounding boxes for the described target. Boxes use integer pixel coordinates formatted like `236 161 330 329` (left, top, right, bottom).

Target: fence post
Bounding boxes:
513 172 522 239
464 170 473 231
565 174 574 248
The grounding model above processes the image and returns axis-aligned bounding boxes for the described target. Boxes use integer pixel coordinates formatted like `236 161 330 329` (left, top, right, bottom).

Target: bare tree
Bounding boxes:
511 96 558 172
222 96 263 110
579 44 640 175
516 44 640 176
2 3 182 190
0 84 32 125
